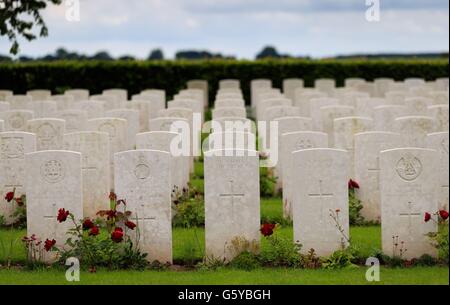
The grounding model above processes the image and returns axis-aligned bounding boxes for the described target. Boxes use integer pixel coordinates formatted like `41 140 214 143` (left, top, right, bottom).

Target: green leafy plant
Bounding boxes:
259 224 304 268
229 251 260 271
172 184 205 228
3 188 26 228
348 179 365 225
259 166 277 198
0 0 63 54
425 210 449 264
322 249 358 270
47 193 148 270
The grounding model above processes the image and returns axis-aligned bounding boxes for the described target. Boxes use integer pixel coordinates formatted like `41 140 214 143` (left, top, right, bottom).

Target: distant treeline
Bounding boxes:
0 46 447 62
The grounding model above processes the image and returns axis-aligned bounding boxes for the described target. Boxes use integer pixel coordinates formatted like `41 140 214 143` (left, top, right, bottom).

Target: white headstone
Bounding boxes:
105 109 140 149
27 90 51 100
26 150 83 262
380 148 438 259
394 116 436 147
64 132 111 218
219 79 240 90
6 95 32 110
333 116 373 176
115 149 172 263
212 107 246 119
0 132 36 224
27 119 65 151
320 105 355 145
65 89 89 101
354 132 402 222
204 149 260 262
136 131 188 190
293 148 350 256
0 110 34 131
373 105 408 131
57 110 88 133
426 132 449 210
281 131 328 219
283 78 304 101
428 105 449 132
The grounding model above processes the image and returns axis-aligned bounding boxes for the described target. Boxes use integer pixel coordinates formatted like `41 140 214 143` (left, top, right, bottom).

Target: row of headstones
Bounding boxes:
12 144 443 263
0 82 217 225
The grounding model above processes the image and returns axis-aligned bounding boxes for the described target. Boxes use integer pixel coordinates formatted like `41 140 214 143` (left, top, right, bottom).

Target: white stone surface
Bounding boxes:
57 110 88 133
105 109 140 149
320 105 355 146
212 107 247 119
114 149 172 264
426 132 449 210
428 105 449 132
136 131 189 190
354 132 403 222
0 110 34 131
0 132 36 224
26 150 83 263
380 148 438 259
27 119 65 151
394 116 436 147
204 149 260 262
292 148 350 257
281 131 328 219
64 132 111 218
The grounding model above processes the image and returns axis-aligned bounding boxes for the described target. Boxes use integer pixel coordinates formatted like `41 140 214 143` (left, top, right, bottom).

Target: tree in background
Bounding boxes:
0 0 62 54
256 46 282 59
148 49 164 60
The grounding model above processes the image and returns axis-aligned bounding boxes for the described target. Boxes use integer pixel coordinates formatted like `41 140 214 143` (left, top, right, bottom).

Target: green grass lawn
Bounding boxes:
0 266 447 285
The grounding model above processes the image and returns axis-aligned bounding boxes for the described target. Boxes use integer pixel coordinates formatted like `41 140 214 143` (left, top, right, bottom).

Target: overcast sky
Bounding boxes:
1 0 449 59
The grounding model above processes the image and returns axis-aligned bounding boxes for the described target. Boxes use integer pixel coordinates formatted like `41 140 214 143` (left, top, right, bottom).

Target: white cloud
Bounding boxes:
0 0 447 58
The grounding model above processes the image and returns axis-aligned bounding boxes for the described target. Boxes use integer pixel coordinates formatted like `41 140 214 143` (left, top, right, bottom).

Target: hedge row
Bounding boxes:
0 59 448 106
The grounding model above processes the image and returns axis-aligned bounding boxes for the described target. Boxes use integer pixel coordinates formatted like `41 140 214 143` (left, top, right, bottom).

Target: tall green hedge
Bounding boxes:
0 59 448 105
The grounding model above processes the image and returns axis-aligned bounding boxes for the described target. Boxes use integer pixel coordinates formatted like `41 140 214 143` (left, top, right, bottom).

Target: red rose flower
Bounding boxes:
4 190 15 203
109 191 117 201
44 239 56 252
15 197 24 207
57 208 70 223
106 209 117 220
125 221 136 230
89 226 100 236
260 223 276 237
439 210 449 220
82 218 94 230
348 179 360 190
111 227 124 243
424 212 432 222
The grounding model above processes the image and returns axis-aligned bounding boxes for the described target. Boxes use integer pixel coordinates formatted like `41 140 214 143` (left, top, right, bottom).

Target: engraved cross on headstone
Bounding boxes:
368 156 381 190
43 202 59 232
308 179 334 220
133 203 156 244
399 201 421 234
219 180 244 224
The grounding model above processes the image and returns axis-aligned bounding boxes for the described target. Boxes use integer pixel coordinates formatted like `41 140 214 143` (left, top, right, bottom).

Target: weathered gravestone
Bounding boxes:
64 132 110 218
105 109 140 149
380 148 438 259
136 131 189 190
394 116 436 147
57 110 88 133
281 131 328 220
88 118 128 187
0 110 34 132
292 148 350 257
354 132 402 222
333 116 373 177
0 132 36 224
27 119 65 151
204 149 260 261
427 132 449 210
114 150 172 264
26 151 83 263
